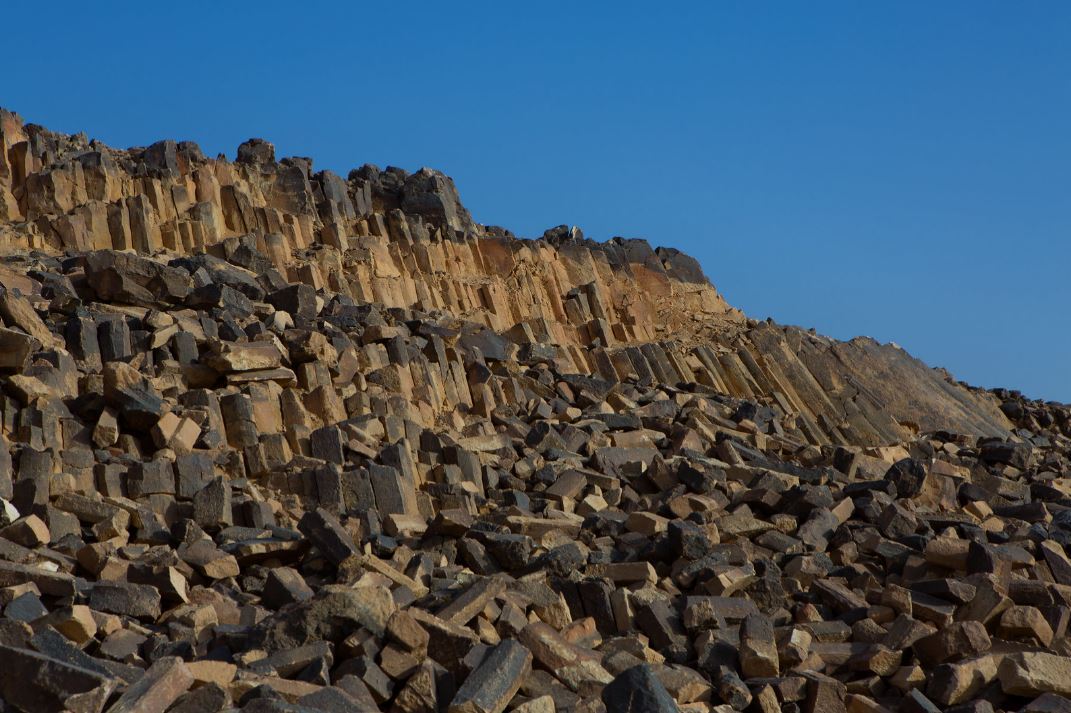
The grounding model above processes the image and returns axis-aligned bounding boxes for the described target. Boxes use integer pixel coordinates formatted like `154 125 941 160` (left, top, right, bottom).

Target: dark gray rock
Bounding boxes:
602 664 680 713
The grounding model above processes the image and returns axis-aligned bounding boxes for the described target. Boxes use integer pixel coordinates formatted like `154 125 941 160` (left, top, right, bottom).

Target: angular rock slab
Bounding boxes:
601 664 680 713
448 639 532 713
0 644 117 713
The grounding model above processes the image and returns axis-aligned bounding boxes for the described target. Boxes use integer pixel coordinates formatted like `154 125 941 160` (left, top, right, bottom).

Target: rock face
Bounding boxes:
0 108 1068 712
0 108 1015 446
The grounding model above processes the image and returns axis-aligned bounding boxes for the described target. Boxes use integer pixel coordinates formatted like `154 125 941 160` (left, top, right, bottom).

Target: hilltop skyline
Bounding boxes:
5 2 1070 401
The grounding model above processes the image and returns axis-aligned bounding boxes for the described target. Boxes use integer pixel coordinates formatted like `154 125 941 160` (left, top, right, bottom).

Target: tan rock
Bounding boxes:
1 514 50 547
519 622 600 671
0 287 54 346
207 341 284 372
625 511 669 535
93 407 120 447
999 652 1071 697
186 660 237 686
998 605 1054 646
44 605 98 644
107 656 194 713
740 613 779 678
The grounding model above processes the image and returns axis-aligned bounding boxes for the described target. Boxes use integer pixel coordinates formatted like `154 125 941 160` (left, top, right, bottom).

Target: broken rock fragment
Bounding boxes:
448 639 532 713
602 664 680 713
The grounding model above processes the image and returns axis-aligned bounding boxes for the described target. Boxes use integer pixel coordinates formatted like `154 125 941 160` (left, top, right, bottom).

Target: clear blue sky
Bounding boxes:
7 2 1070 402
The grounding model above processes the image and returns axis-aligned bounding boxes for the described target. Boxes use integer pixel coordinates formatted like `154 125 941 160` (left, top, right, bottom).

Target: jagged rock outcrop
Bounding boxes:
0 108 1015 446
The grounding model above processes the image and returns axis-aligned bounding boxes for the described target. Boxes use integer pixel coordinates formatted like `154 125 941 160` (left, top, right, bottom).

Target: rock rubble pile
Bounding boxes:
0 109 1068 713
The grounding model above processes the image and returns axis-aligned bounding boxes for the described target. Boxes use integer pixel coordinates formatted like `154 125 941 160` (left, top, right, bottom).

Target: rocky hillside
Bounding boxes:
0 109 1013 446
0 108 1069 713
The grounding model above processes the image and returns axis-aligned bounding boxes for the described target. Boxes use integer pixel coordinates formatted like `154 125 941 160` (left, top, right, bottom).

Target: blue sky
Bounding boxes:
7 2 1070 401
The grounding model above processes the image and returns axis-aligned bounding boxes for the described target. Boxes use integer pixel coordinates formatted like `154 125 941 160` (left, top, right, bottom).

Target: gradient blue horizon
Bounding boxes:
7 2 1070 402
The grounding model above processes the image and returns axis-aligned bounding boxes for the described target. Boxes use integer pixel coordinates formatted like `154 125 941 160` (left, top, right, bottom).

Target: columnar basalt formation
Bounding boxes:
0 109 1013 446
0 110 733 345
0 109 1067 713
